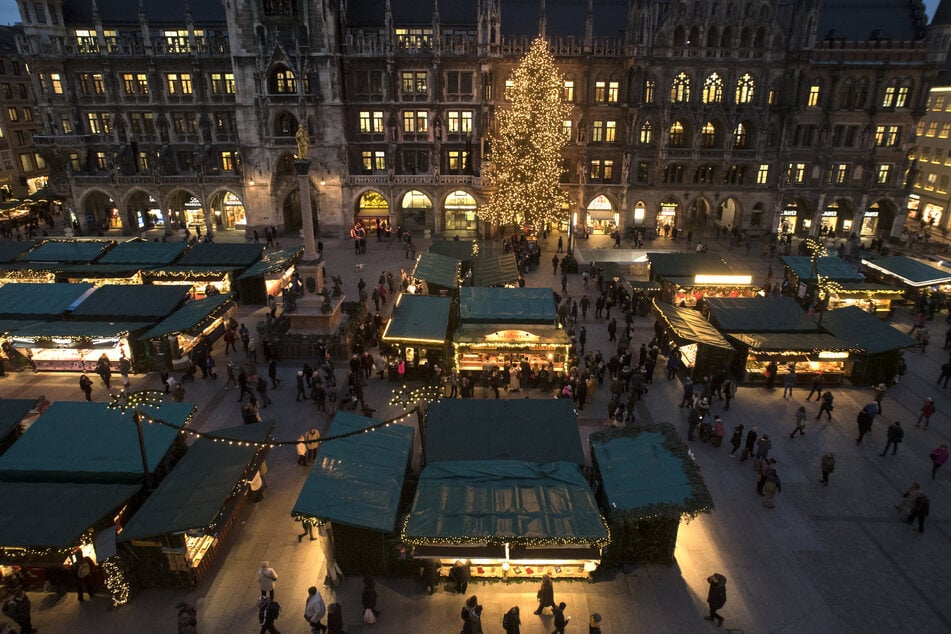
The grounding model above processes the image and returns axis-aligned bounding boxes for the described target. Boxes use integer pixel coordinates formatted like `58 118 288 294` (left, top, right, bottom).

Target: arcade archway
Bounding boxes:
82 190 120 233
282 188 318 234
715 197 741 230
819 199 854 237
444 190 478 234
355 191 390 229
657 197 680 238
166 189 203 231
400 190 433 230
209 190 247 229
686 197 711 234
585 194 617 235
863 199 897 237
124 189 158 230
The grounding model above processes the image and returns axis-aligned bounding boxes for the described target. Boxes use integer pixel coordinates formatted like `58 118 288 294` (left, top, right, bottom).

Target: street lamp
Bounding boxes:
106 389 165 489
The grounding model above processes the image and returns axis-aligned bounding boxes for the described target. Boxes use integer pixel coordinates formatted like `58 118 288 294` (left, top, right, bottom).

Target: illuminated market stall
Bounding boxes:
6 321 152 372
653 300 734 381
453 287 570 373
18 239 114 264
471 251 520 287
141 294 237 370
405 400 607 579
380 294 453 375
235 246 303 305
820 306 918 386
118 422 272 588
293 412 415 575
142 266 237 299
0 241 34 264
411 251 462 296
0 263 57 286
780 255 901 318
590 425 712 565
861 255 951 296
96 240 188 266
647 252 756 306
55 264 146 286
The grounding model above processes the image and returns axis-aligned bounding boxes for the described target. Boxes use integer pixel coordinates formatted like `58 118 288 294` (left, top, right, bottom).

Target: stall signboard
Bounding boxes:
484 330 540 343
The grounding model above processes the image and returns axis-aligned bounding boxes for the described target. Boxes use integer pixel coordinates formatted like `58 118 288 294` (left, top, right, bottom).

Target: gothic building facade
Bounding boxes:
14 0 951 239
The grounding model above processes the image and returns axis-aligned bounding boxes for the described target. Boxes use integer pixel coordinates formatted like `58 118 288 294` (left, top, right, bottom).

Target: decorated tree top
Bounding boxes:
480 37 573 228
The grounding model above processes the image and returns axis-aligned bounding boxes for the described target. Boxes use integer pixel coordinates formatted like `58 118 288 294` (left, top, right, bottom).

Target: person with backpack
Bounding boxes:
552 602 570 633
502 606 521 634
259 598 281 634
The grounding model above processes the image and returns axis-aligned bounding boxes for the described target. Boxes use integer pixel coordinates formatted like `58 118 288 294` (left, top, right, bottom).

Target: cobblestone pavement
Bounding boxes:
0 228 948 633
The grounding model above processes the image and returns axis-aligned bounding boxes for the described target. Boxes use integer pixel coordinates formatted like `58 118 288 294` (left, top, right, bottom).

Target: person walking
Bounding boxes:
4 589 35 634
79 372 93 401
906 493 930 533
820 452 836 485
534 573 556 615
305 428 320 464
304 586 327 633
247 337 258 362
296 435 308 467
880 421 904 456
552 602 570 634
258 561 278 600
916 397 936 428
295 371 306 401
930 444 949 479
722 376 736 410
589 613 603 634
268 359 282 389
119 354 132 388
856 408 873 444
679 376 694 408
449 559 470 594
361 577 380 620
259 598 281 634
790 406 807 438
806 372 823 401
755 433 772 460
256 376 273 407
468 604 485 634
815 391 834 420
237 368 255 401
224 362 237 389
939 360 951 388
502 606 521 634
782 366 796 399
703 573 727 626
762 466 782 508
873 382 887 415
326 603 344 634
741 426 758 461
729 423 744 458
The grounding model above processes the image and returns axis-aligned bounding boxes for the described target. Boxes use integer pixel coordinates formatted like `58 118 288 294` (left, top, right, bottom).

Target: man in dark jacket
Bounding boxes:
552 602 569 634
880 421 904 456
704 573 727 626
907 494 930 533
856 409 873 444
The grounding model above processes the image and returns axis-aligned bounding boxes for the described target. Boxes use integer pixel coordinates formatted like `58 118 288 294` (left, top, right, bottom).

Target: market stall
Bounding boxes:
235 246 303 305
117 422 272 588
820 306 918 386
293 412 415 575
97 240 188 266
411 251 461 296
0 399 39 456
653 300 734 381
0 401 193 485
0 263 57 286
861 255 951 299
6 320 152 372
70 284 189 323
55 264 147 286
590 425 712 565
702 296 819 332
0 241 33 264
176 243 263 269
471 252 520 287
647 252 755 306
142 266 238 300
141 294 237 369
779 255 900 318
18 239 114 264
0 282 95 320
725 332 858 386
380 294 452 376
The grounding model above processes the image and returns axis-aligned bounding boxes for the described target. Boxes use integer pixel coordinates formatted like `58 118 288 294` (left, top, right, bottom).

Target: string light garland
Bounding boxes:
399 514 611 548
101 555 131 607
479 37 573 228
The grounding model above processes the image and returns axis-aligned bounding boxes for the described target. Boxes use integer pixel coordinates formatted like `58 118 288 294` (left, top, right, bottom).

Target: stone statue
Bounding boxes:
295 123 308 159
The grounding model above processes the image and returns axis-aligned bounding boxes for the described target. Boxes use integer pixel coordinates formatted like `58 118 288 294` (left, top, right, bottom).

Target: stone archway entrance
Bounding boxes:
657 198 680 238
282 189 318 234
443 190 478 236
82 190 120 233
125 190 157 230
585 195 616 235
355 191 390 230
400 190 433 230
864 199 897 237
209 191 247 229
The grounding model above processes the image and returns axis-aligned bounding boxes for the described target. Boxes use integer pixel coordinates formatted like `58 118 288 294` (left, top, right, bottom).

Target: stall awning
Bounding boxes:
472 253 520 287
590 427 712 518
0 401 194 484
653 301 733 349
728 332 859 353
0 241 34 264
118 422 271 542
142 293 236 340
0 482 140 549
426 399 583 464
0 320 37 335
8 320 152 343
0 399 37 444
70 284 189 321
429 240 477 263
704 296 819 332
177 243 264 267
647 253 736 278
20 240 114 263
459 287 556 323
780 255 865 282
98 240 188 265
0 283 95 319
662 276 755 288
412 252 461 289
292 412 414 532
402 460 608 546
833 282 904 297
237 246 304 281
55 264 147 278
820 306 918 354
381 294 452 344
142 266 239 281
861 256 951 287
453 323 571 345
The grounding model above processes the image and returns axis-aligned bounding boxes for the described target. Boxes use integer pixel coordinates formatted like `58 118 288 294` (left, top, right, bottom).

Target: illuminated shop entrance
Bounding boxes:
209 191 247 229
444 190 477 234
585 195 616 235
401 190 432 230
657 199 679 238
356 191 390 230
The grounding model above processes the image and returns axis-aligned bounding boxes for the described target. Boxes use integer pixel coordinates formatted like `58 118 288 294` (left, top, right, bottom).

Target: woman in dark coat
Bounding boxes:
534 573 556 615
361 577 380 618
704 573 727 626
326 602 344 634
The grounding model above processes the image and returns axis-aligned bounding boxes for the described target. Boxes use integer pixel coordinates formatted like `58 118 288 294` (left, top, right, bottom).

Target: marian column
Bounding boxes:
294 123 319 263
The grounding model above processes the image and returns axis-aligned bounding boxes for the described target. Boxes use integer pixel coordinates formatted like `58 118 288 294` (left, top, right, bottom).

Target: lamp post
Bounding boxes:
107 390 165 490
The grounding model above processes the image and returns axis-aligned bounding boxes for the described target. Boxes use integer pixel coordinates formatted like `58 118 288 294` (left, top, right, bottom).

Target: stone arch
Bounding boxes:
281 186 319 234
166 187 203 230
657 196 683 237
79 188 119 233
396 189 435 231
443 189 479 236
354 189 391 227
207 188 248 229
715 196 743 229
273 111 298 138
584 193 619 235
267 62 298 95
122 187 159 231
687 196 712 229
864 198 898 237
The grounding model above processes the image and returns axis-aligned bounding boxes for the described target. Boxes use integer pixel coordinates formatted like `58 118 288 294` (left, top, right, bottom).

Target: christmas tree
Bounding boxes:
480 37 572 229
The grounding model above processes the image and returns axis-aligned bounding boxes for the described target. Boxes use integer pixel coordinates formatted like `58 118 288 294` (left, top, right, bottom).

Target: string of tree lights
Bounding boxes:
106 387 440 449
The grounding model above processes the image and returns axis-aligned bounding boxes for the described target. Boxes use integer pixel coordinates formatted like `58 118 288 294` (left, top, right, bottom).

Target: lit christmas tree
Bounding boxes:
480 37 572 229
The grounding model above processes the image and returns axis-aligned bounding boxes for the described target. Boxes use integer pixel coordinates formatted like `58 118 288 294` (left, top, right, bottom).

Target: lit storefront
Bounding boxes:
727 332 856 386
780 255 901 318
142 293 237 368
357 191 390 227
235 247 304 305
648 252 756 307
211 192 247 228
632 200 647 227
443 190 477 234
585 195 617 235
381 294 452 376
860 208 881 236
56 264 145 286
181 196 205 229
777 203 799 235
7 321 149 372
656 201 678 237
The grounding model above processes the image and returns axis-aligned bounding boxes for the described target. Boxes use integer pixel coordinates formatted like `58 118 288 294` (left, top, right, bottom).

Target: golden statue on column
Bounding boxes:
295 123 309 160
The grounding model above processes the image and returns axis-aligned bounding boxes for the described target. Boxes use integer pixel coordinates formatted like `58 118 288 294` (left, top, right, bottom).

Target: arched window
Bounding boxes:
754 27 766 49
701 121 717 147
673 25 686 47
669 121 685 147
735 73 755 104
670 72 690 103
855 79 869 109
706 26 719 48
275 112 298 136
720 27 733 48
839 79 855 110
640 121 653 144
733 122 748 148
739 26 751 48
269 65 297 94
688 26 700 46
702 73 723 104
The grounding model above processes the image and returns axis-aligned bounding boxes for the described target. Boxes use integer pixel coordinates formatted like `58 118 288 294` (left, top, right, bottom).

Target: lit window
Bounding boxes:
74 29 98 53
273 68 296 94
210 72 235 95
504 79 515 100
592 121 604 142
563 80 574 102
86 112 112 135
447 150 469 173
702 73 723 104
670 72 690 103
361 150 386 171
877 164 892 185
400 71 428 99
166 73 193 95
807 84 820 108
736 73 755 104
874 125 901 147
220 151 234 171
669 121 685 146
595 81 606 102
562 120 573 141
605 121 616 142
756 164 770 184
787 162 806 184
940 123 950 139
643 79 655 103
447 111 473 134
164 30 191 54
640 121 652 144
95 151 107 170
882 86 896 108
895 85 909 108
827 163 848 185
607 81 619 102
700 121 716 147
395 28 432 49
359 111 384 134
50 73 63 94
733 123 747 148
402 111 428 133
6 107 17 123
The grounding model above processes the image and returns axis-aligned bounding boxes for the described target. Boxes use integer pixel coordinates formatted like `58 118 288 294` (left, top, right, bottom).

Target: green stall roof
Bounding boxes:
472 252 520 287
426 399 583 464
0 241 34 263
654 300 733 349
412 252 461 289
20 240 113 263
55 264 148 278
403 460 608 546
119 422 271 542
381 294 452 344
861 256 951 287
98 240 188 265
779 256 865 282
820 306 919 354
459 287 556 323
0 283 95 318
8 320 152 340
704 296 819 332
728 332 859 353
590 427 712 518
71 284 189 321
429 239 476 263
177 243 264 267
0 401 194 484
0 319 37 335
0 482 140 549
0 399 37 443
142 293 235 340
292 412 414 532
237 246 303 281
647 252 735 278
